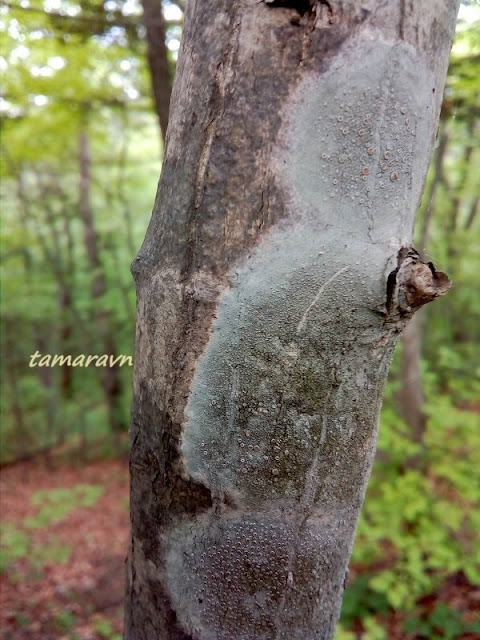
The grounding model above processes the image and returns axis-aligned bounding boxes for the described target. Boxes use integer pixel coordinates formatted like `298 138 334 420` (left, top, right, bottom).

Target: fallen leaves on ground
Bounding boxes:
0 458 129 640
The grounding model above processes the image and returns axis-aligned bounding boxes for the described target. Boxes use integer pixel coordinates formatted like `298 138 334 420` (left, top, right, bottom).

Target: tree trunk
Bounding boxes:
16 171 60 434
141 0 173 143
419 127 448 255
78 130 125 434
125 2 458 638
400 313 426 445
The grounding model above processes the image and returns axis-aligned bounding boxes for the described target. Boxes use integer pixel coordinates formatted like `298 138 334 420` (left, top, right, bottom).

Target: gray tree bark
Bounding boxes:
125 1 458 638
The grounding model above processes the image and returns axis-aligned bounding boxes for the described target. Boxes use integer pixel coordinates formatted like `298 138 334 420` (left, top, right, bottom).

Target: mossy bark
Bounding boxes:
125 1 458 638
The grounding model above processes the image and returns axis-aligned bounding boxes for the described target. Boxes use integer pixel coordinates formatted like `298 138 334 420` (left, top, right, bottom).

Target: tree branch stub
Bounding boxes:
386 246 451 325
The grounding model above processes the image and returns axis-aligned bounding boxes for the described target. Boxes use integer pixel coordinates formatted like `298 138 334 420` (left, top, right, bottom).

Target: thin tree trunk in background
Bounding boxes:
2 324 31 457
141 0 173 143
419 129 448 256
78 130 125 434
400 313 426 447
33 174 76 400
115 123 136 257
125 2 458 638
58 286 73 399
16 171 59 437
446 129 474 265
465 196 478 230
450 121 474 228
60 209 75 399
400 128 449 452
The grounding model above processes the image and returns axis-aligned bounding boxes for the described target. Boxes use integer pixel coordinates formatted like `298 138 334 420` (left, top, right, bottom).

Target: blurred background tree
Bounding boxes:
1 0 183 458
0 1 479 638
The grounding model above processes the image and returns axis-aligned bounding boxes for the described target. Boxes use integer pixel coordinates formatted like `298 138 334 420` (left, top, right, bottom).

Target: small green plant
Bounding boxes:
333 624 356 640
361 616 387 640
94 617 122 640
404 603 480 640
335 615 387 640
14 612 31 628
1 484 103 576
31 535 72 568
54 609 76 633
0 522 71 577
26 484 104 528
0 524 31 572
341 575 390 626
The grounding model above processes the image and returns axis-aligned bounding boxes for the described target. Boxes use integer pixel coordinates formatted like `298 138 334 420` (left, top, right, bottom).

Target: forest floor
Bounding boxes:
0 456 479 640
0 457 128 640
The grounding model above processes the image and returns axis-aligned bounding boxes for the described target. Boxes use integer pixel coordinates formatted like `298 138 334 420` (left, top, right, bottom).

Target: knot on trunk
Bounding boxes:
386 246 451 324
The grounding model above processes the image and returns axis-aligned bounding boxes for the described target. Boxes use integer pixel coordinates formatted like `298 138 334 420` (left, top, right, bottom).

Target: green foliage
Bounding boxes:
341 575 390 625
0 484 102 576
0 522 71 575
25 484 104 527
0 0 176 459
334 625 356 640
94 617 123 640
360 617 387 640
346 387 480 606
404 603 480 640
0 525 31 571
445 7 480 121
334 617 387 640
339 351 480 632
54 609 77 633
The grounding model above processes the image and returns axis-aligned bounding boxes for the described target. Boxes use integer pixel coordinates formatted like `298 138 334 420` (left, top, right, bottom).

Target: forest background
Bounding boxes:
0 1 479 639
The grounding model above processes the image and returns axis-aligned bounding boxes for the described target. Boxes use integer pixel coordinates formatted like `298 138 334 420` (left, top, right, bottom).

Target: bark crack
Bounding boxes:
274 384 335 638
193 14 241 210
399 0 406 40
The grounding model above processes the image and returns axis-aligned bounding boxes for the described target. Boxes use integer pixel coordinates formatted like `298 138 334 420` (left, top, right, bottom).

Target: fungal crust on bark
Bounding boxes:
125 2 459 639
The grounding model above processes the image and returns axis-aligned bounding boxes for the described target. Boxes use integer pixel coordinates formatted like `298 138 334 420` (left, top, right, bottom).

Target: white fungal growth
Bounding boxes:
171 32 435 639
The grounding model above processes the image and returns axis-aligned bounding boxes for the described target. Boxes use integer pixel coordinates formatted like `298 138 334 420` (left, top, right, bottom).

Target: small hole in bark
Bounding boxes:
264 0 315 17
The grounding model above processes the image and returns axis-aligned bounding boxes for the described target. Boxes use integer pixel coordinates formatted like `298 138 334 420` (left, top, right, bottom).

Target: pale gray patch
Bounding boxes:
165 511 352 640
285 34 434 246
175 33 433 638
181 219 392 510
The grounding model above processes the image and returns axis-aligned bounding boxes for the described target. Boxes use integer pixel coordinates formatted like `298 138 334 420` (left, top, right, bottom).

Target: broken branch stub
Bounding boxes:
386 246 451 324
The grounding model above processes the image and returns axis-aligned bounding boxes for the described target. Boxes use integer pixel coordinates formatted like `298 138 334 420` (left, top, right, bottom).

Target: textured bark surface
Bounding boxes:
125 1 458 638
